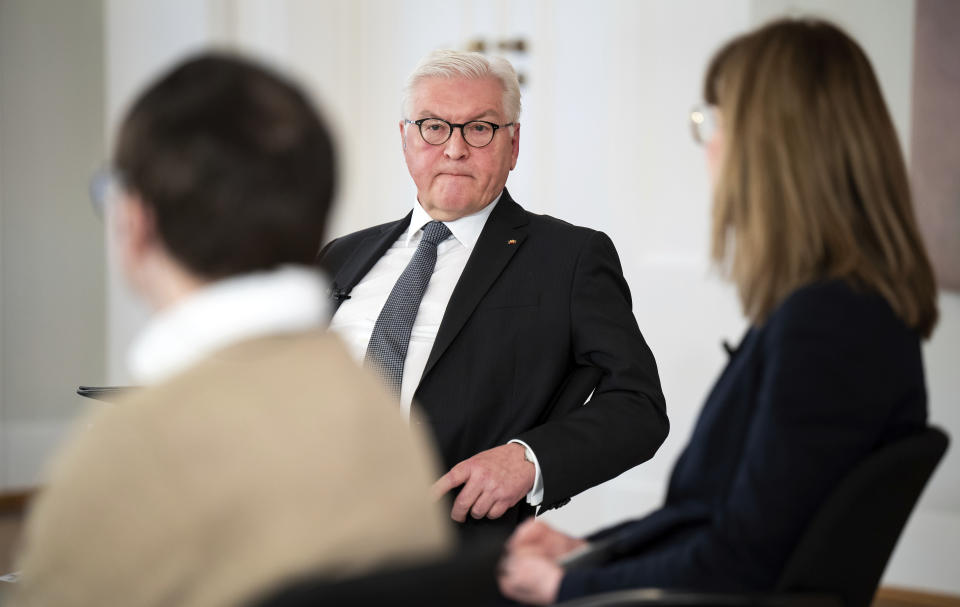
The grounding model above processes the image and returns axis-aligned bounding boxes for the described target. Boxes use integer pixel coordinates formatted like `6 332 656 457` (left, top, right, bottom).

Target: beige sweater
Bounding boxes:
12 331 452 607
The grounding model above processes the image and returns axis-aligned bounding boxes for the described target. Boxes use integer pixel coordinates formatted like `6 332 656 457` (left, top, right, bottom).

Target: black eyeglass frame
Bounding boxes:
404 118 516 148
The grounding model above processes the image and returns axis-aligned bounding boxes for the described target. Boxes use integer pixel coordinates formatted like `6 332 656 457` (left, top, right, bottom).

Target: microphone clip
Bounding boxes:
330 285 352 302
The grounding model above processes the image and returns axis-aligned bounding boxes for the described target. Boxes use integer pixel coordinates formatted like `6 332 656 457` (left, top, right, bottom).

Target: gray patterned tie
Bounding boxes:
364 220 452 397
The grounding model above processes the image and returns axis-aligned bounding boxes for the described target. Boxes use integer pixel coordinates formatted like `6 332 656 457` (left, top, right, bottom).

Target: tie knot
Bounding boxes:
420 221 452 246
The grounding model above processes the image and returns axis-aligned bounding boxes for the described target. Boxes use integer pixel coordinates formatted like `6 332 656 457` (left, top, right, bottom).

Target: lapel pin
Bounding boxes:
507 239 517 245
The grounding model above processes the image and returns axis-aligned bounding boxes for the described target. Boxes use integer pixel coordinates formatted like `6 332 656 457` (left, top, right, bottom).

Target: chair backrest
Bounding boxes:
249 538 503 607
775 426 949 607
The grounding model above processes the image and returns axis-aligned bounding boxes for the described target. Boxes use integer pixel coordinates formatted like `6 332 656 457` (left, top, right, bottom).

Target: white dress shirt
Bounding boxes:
329 192 545 506
128 266 329 384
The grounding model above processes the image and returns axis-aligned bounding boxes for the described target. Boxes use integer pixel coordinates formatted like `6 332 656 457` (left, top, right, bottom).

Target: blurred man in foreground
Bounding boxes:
11 53 451 607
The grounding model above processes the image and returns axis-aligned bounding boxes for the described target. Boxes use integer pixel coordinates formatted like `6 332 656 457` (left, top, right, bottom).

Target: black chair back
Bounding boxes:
249 538 503 607
775 426 949 607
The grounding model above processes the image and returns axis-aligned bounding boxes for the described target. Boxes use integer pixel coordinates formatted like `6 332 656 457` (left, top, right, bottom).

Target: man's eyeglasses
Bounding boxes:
404 118 515 148
88 167 124 219
689 104 718 145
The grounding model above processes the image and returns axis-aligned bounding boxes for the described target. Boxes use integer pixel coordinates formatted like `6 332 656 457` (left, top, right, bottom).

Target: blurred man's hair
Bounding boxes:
115 52 336 279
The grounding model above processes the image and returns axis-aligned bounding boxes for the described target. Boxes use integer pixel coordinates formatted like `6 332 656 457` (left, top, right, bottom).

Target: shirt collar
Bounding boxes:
404 190 503 250
127 265 330 384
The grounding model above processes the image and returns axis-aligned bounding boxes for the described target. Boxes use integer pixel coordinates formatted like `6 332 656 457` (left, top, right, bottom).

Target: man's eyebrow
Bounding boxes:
468 110 501 122
414 109 501 121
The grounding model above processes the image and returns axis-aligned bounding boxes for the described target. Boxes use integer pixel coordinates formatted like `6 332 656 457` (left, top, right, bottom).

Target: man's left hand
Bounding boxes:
431 443 535 522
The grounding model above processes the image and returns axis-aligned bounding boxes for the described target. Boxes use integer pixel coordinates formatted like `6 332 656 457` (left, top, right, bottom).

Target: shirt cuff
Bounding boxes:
508 439 544 506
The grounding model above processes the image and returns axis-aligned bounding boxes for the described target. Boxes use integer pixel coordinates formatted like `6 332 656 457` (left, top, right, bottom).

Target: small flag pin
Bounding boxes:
507 239 517 245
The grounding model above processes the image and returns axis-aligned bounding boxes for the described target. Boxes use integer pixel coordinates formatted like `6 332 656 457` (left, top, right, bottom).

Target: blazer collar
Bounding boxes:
418 188 529 384
327 213 411 313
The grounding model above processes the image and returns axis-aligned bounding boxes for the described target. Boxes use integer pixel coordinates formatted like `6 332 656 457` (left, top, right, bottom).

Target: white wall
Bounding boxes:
0 0 107 490
104 0 235 385
531 0 753 530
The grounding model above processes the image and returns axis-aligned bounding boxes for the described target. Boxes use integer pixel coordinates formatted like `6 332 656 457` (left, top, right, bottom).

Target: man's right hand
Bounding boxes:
506 518 587 560
431 443 535 522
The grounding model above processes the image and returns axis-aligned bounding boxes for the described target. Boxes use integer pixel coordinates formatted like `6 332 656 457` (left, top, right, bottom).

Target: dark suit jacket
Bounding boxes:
319 190 668 536
559 280 928 599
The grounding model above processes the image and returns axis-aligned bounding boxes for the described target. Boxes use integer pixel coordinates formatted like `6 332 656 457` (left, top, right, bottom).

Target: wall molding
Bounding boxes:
0 489 34 515
875 586 960 606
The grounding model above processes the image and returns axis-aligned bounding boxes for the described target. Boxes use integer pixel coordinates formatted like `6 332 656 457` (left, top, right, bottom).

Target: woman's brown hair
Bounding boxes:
706 18 938 338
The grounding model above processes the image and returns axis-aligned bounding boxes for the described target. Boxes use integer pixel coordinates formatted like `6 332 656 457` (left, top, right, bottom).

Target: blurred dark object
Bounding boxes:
250 539 503 607
76 385 138 403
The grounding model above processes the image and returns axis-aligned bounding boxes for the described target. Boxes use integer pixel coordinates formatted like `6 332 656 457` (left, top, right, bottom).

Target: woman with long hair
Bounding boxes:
499 18 938 604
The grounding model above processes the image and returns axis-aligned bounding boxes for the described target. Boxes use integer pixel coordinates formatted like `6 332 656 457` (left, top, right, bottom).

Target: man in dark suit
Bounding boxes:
321 50 667 537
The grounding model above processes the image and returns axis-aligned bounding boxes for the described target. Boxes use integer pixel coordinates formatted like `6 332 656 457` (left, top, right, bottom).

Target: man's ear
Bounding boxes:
509 123 520 170
399 120 407 151
114 193 158 267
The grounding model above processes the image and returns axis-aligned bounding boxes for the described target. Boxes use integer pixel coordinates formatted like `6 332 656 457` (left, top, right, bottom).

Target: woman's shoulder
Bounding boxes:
766 279 918 345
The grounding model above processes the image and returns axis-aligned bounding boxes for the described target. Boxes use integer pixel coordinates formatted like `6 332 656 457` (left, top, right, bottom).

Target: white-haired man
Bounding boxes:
322 50 668 539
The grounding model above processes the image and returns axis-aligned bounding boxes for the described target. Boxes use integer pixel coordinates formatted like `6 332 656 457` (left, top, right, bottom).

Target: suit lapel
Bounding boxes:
419 190 529 382
328 213 411 313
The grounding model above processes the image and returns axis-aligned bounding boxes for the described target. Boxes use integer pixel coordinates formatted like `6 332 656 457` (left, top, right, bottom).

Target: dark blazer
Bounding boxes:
558 280 928 599
319 190 668 536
